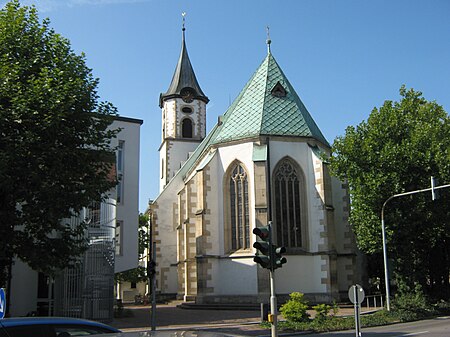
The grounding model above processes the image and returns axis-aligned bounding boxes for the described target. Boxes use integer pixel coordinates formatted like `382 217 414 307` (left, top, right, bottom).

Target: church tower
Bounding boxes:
159 19 209 191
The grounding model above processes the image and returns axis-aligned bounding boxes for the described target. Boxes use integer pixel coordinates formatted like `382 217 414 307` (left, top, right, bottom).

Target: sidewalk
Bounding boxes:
111 301 380 336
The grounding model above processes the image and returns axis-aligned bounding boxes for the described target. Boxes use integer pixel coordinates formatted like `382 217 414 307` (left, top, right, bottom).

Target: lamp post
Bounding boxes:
380 196 395 312
380 178 450 312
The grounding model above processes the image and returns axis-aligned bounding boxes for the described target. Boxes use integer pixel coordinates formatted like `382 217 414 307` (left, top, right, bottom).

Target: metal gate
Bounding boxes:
53 199 116 322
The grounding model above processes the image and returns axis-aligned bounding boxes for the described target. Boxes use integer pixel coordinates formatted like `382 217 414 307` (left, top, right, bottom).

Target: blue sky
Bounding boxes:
3 0 450 212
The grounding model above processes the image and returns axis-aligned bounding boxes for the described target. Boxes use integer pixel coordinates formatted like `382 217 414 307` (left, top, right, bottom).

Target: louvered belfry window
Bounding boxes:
229 164 250 250
274 158 304 248
182 118 193 138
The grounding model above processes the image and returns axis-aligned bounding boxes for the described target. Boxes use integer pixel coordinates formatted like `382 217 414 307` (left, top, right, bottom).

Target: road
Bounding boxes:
302 316 450 337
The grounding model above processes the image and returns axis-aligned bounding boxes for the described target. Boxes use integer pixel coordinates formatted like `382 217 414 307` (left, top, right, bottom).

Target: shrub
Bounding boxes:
331 300 339 316
313 303 331 321
280 292 310 322
433 299 450 315
391 285 435 321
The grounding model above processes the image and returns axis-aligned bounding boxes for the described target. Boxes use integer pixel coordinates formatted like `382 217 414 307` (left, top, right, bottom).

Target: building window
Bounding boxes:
117 140 124 203
115 221 123 256
181 118 193 138
273 157 306 249
229 163 250 251
182 106 192 113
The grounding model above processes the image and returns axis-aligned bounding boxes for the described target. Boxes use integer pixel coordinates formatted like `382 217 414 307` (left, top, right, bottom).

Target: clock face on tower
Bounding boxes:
180 88 195 103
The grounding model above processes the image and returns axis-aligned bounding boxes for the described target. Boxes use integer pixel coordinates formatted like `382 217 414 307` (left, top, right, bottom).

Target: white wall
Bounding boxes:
153 172 185 294
275 255 327 293
111 117 142 273
212 258 258 295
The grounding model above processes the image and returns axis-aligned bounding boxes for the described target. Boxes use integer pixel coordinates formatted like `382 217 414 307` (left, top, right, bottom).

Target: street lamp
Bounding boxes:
380 197 394 311
380 177 450 312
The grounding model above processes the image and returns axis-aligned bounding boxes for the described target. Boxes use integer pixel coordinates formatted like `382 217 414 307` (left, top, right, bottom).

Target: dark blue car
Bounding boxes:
0 317 120 337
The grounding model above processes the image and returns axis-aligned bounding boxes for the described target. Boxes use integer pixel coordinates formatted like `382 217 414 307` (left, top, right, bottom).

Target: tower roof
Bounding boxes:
211 52 329 146
160 29 209 107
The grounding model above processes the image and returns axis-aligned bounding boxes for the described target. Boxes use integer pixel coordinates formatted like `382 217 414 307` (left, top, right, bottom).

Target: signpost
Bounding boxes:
0 288 6 319
349 284 364 337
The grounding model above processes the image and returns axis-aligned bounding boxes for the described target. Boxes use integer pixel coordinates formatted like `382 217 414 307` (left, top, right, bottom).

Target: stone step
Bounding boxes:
177 302 261 311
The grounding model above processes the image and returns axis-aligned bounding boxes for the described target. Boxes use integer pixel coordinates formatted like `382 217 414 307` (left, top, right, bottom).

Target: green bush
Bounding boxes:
433 299 450 315
361 310 398 326
313 303 331 321
331 300 339 316
391 286 435 321
279 292 310 322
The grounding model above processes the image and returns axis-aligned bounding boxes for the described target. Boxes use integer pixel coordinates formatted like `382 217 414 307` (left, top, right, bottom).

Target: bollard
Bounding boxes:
261 303 269 322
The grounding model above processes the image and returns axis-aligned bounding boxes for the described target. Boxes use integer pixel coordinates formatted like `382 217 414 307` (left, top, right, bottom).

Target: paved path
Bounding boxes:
111 301 380 336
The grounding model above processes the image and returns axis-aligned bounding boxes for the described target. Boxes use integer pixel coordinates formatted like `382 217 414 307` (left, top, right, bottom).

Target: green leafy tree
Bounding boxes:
0 1 119 291
330 86 450 297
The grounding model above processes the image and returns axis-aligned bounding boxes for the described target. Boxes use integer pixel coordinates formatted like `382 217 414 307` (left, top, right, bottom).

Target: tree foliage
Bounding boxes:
330 86 450 297
0 1 119 288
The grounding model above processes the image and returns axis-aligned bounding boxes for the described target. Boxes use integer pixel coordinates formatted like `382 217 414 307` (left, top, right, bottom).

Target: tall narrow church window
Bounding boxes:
182 118 193 138
273 158 306 248
229 164 250 250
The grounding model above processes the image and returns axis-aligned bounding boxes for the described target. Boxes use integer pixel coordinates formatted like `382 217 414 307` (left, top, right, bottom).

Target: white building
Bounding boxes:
112 116 142 274
149 28 362 304
9 116 142 320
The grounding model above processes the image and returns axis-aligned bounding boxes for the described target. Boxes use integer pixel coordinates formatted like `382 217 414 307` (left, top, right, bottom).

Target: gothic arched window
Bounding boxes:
273 158 307 249
228 163 250 251
182 118 193 138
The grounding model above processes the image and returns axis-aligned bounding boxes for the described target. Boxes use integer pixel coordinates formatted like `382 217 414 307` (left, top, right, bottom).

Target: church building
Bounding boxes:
149 25 361 304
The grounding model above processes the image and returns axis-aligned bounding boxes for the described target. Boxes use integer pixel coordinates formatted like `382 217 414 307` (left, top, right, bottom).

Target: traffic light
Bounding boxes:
148 260 156 278
253 225 271 269
272 246 287 269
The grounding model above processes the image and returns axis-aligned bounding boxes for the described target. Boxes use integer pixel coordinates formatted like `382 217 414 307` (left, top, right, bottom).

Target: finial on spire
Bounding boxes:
182 12 186 32
266 26 272 54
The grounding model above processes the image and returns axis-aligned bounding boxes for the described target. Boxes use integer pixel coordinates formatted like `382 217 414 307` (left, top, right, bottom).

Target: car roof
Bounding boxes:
0 317 119 331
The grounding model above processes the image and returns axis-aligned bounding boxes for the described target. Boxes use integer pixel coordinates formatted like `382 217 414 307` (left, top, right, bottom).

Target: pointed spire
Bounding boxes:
159 12 209 107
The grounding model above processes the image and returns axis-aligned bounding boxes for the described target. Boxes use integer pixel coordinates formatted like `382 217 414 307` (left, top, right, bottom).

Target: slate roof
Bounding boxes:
160 29 209 107
211 52 329 146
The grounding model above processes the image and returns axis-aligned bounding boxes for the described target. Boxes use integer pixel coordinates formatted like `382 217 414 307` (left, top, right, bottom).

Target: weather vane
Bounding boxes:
182 12 186 31
266 26 272 53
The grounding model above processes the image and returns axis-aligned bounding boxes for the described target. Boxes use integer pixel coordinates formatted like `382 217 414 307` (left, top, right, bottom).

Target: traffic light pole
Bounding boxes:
269 269 278 337
151 242 156 331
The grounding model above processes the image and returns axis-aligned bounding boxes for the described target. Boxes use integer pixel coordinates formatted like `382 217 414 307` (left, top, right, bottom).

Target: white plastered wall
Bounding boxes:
111 119 141 273
153 173 184 294
203 142 259 295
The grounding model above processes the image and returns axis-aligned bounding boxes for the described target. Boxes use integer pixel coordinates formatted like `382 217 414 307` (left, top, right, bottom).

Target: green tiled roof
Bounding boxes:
211 53 329 146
